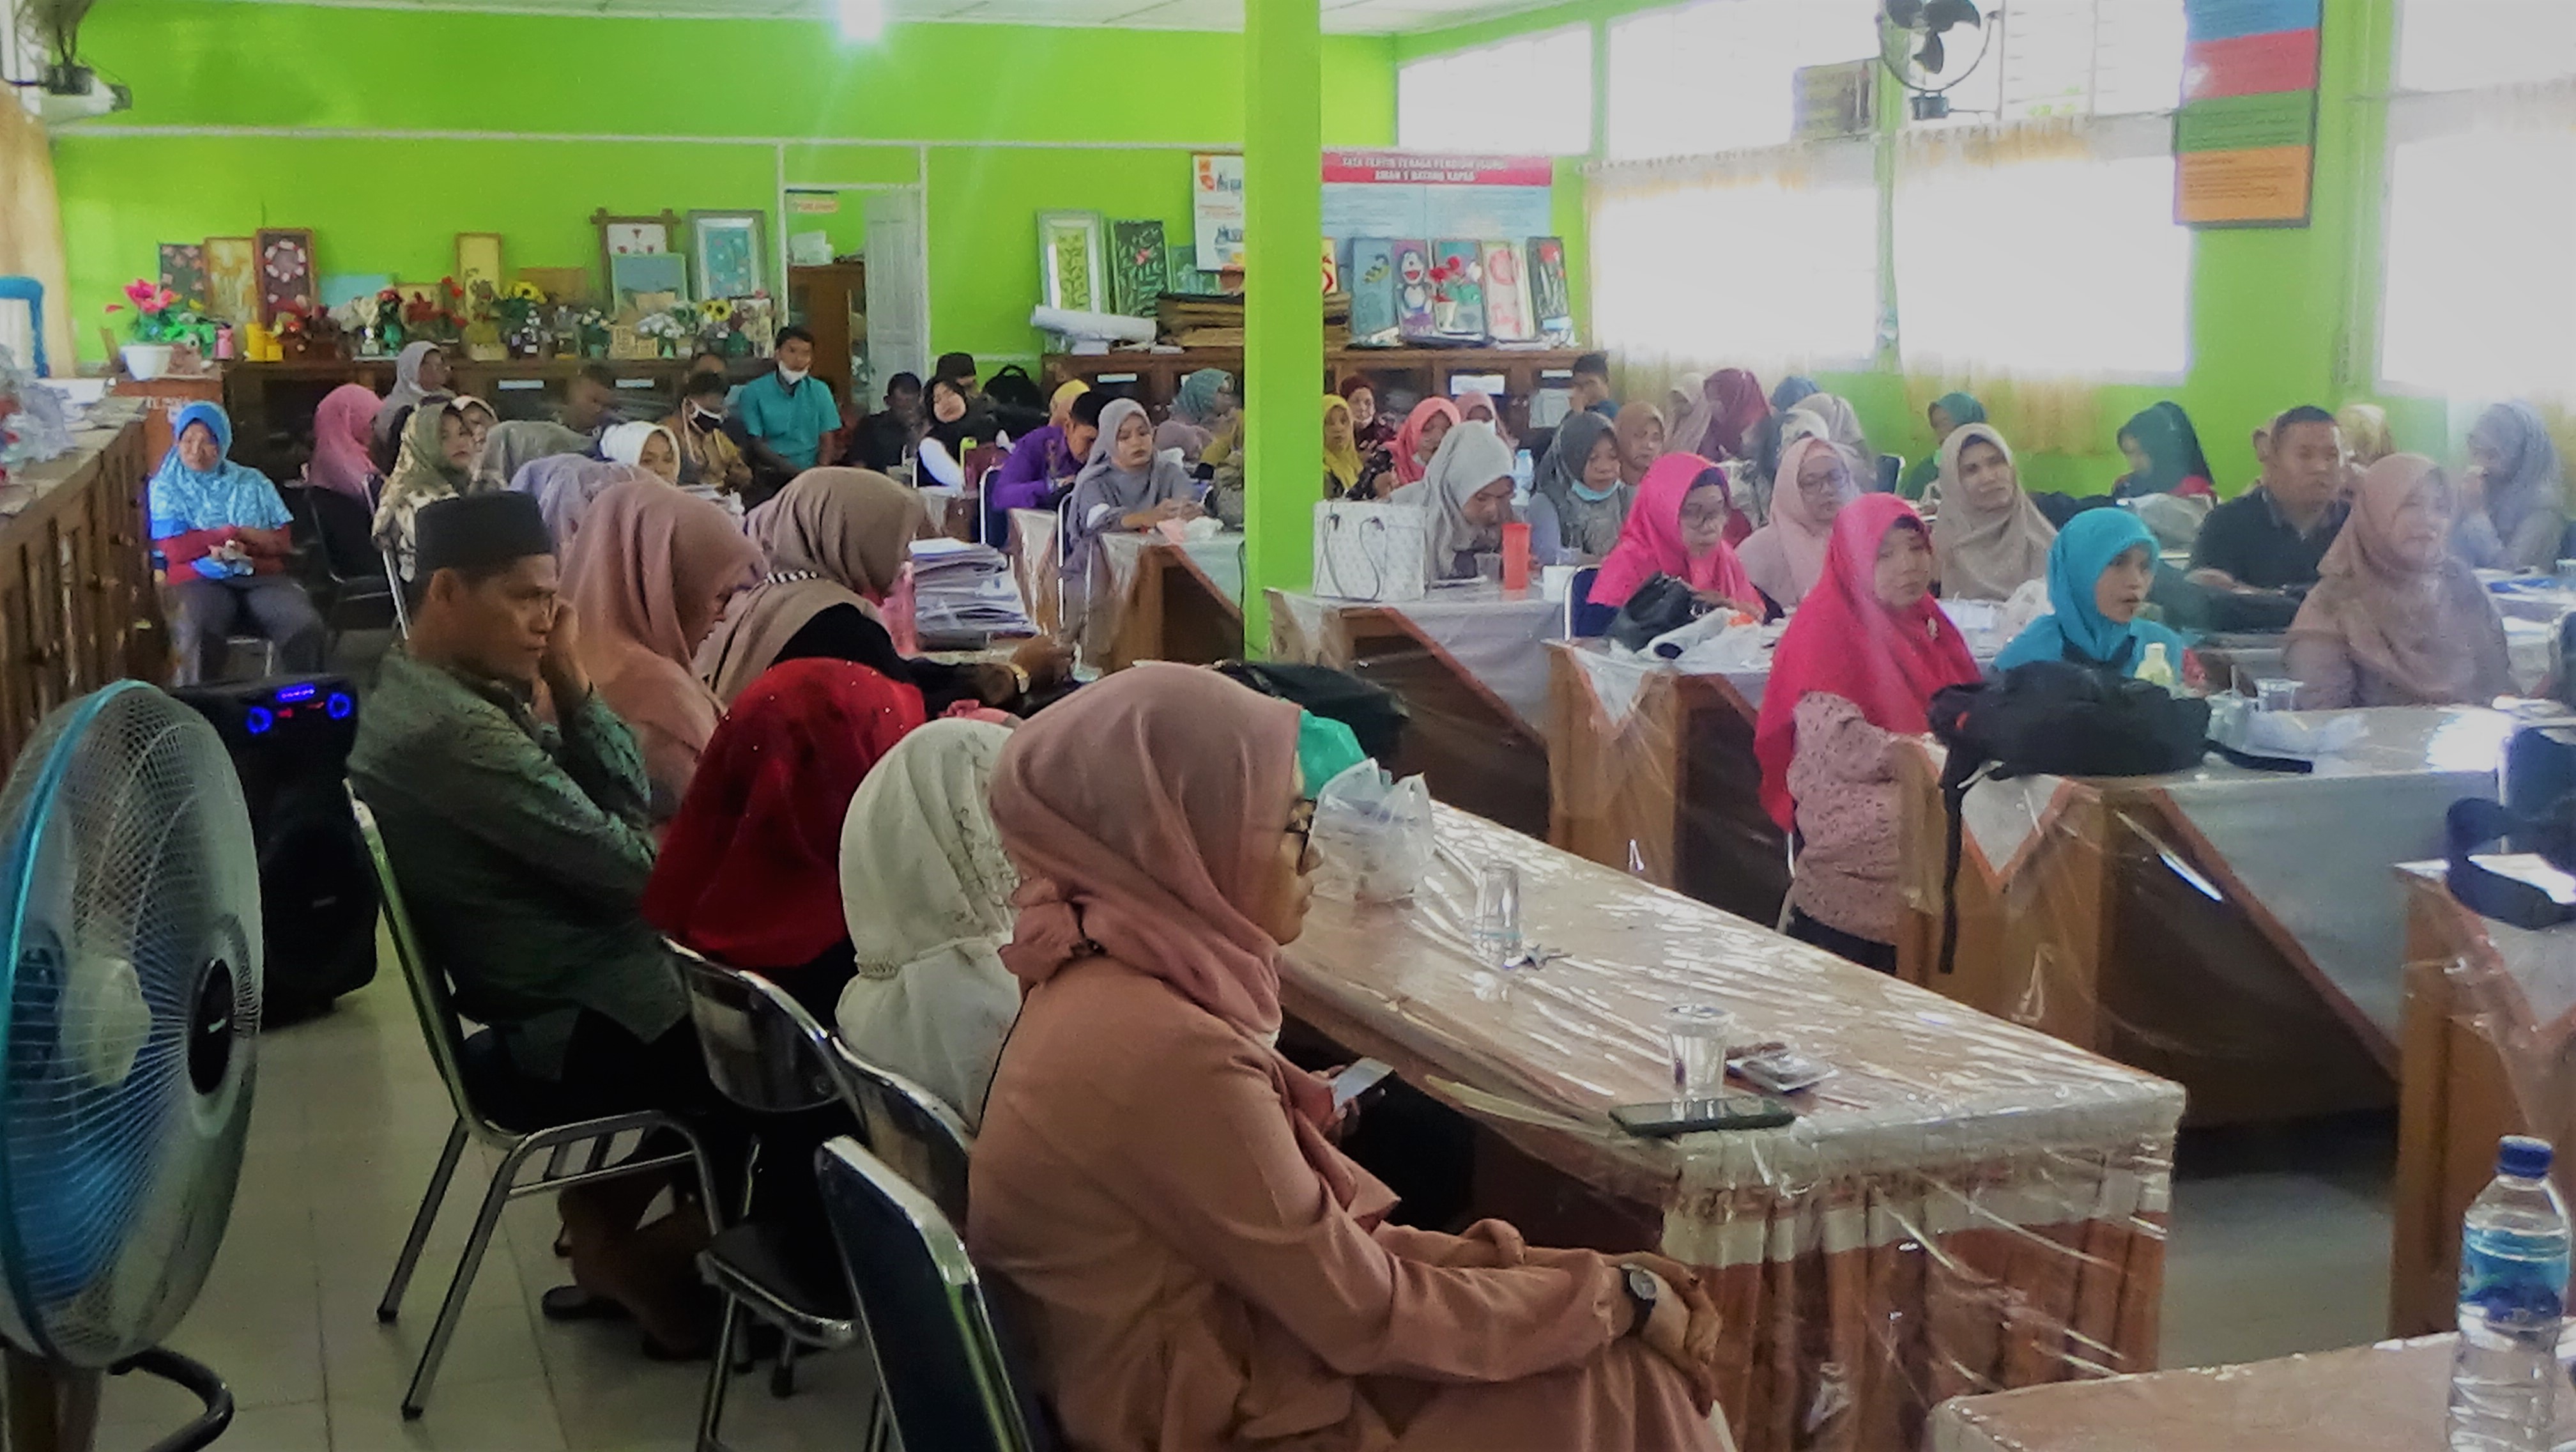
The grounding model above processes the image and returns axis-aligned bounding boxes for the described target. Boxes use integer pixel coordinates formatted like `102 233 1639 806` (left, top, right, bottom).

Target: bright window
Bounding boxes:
1894 148 2190 377
1605 0 1878 160
1590 170 1880 367
2398 0 2576 92
1397 27 1594 157
2380 127 2576 399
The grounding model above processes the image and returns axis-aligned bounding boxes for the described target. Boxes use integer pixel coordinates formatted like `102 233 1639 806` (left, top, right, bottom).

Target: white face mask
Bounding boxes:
778 365 809 385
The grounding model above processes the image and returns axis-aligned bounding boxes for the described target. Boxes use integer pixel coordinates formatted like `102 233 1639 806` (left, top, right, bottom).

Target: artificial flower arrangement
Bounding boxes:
270 300 342 358
105 279 213 350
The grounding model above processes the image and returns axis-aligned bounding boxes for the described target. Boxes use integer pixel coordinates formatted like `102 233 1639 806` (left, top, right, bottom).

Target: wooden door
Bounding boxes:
787 263 866 406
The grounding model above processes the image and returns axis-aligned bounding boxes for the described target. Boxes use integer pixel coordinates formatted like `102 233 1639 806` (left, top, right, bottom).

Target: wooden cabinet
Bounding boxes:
0 408 162 763
787 263 867 407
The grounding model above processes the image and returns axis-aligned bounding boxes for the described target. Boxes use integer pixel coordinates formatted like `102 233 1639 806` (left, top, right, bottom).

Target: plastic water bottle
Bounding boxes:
2135 641 2178 691
2449 1136 2570 1451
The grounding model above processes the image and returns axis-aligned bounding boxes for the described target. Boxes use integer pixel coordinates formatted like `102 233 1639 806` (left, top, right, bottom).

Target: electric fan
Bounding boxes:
0 681 263 1450
1880 0 1995 121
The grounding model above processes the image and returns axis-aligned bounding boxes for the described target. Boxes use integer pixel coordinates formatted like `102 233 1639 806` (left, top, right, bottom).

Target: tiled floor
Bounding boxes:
89 941 2405 1451
89 968 880 1452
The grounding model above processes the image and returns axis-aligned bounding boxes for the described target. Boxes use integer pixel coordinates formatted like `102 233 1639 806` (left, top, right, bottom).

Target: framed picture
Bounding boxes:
456 233 504 306
1108 219 1168 318
610 252 689 314
158 244 207 312
687 210 767 300
254 228 317 324
590 208 680 298
203 236 257 326
1036 210 1107 313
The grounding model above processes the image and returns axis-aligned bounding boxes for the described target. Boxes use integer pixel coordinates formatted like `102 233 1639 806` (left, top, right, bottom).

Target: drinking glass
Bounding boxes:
1472 863 1522 968
1665 1004 1736 1099
2255 677 2299 713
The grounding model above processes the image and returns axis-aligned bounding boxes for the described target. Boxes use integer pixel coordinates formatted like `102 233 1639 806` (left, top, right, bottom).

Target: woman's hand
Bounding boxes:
1623 1256 1724 1414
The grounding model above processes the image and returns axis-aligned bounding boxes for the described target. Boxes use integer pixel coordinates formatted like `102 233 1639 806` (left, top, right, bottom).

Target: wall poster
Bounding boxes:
2174 0 2322 227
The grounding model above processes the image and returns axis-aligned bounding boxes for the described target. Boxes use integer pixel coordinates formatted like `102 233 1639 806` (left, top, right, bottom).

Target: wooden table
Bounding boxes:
1892 708 2514 1125
1090 530 1243 670
1268 585 1561 838
1286 806 2185 1452
2388 861 2576 1337
0 402 162 763
1544 640 1787 926
1930 1336 2470 1451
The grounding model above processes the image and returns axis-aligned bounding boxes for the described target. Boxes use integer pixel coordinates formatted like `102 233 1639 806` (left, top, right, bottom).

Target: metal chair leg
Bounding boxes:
378 1118 468 1323
399 1137 519 1418
768 1338 798 1399
864 1394 892 1452
694 1293 747 1452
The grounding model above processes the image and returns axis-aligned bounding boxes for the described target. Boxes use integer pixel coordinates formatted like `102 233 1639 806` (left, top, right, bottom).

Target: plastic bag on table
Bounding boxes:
1313 759 1434 904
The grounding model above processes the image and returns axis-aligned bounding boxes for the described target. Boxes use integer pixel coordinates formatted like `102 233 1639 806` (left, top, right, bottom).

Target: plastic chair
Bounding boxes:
0 277 46 378
815 1136 1056 1452
349 789 723 1419
666 942 866 1452
1565 565 1621 639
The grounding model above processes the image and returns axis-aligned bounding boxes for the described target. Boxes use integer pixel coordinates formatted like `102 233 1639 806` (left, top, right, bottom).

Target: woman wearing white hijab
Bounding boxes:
601 420 683 485
1393 419 1519 582
371 341 452 460
836 719 1021 1129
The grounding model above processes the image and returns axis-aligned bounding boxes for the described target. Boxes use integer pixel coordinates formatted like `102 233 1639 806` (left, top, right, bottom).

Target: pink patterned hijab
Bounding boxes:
561 480 762 798
988 663 1349 1193
309 383 381 503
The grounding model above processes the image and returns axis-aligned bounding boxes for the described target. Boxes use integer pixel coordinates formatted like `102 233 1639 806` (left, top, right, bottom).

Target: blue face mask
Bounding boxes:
1572 479 1621 504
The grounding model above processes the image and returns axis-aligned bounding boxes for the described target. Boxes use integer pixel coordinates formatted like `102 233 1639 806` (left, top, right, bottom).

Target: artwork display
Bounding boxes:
203 237 257 327
1391 240 1436 342
157 245 206 312
1191 153 1245 272
610 252 689 312
1344 238 1399 346
1036 210 1107 313
456 233 504 304
255 229 318 325
1430 240 1485 340
689 210 767 300
1109 219 1168 318
2174 0 2322 227
1528 238 1574 339
1480 240 1531 342
591 209 682 303
1162 242 1219 297
1320 240 1340 295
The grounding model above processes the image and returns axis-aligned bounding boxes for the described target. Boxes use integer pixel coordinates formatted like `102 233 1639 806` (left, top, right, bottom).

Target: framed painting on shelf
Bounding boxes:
590 208 680 298
456 233 504 305
1036 210 1106 313
254 228 317 324
687 210 767 300
157 244 207 312
203 236 257 326
610 253 689 314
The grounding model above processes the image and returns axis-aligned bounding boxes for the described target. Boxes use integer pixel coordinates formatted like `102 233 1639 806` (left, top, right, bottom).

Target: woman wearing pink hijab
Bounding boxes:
1379 396 1463 493
307 382 382 503
1452 387 1514 450
1738 436 1859 611
1588 454 1761 615
559 479 762 817
971 663 1730 1452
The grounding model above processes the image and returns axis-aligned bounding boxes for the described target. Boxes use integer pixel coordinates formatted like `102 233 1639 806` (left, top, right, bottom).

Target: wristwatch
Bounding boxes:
1622 1265 1659 1334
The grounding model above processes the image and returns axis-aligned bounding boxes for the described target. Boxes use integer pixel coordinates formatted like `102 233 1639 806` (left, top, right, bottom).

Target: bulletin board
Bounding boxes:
1320 151 1557 242
2174 0 2322 228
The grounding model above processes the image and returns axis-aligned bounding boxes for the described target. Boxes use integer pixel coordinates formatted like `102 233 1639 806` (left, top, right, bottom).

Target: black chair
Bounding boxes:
289 482 400 649
1876 452 1905 494
815 1136 1055 1452
1565 564 1619 638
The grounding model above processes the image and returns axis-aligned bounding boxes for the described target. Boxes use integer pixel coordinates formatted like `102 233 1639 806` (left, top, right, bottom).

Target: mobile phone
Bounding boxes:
1729 1044 1832 1096
1609 1093 1797 1138
1330 1058 1398 1115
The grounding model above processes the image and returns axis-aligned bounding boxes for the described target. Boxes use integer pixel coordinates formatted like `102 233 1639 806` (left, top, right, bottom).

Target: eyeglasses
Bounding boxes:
1286 798 1319 860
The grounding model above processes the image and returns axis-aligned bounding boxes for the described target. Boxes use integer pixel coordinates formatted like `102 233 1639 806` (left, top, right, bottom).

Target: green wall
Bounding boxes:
1398 0 2417 498
51 0 1396 370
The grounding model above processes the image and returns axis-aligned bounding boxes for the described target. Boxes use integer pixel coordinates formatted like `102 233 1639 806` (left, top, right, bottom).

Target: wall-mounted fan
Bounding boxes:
6 0 131 121
0 681 262 1451
1880 0 1995 121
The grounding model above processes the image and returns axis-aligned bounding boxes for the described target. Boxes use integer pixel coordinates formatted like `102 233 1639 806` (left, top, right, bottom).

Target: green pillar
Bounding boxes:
1241 0 1324 654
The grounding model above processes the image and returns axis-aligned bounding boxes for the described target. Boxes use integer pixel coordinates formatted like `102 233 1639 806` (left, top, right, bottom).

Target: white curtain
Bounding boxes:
1397 26 1593 157
1586 139 1879 379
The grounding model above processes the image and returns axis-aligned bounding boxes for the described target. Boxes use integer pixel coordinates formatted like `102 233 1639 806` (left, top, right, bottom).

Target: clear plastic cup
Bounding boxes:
1665 1004 1736 1099
2255 677 2299 713
1472 863 1522 968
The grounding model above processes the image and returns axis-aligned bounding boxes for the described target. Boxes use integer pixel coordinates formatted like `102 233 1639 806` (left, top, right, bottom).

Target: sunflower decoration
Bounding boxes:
698 298 735 323
505 279 549 304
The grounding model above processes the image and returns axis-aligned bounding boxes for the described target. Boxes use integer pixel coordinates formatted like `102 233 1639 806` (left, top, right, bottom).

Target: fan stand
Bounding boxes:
2 1348 98 1452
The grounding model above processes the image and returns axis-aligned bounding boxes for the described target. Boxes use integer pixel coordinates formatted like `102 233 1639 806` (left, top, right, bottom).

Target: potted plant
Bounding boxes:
492 280 549 359
105 279 205 380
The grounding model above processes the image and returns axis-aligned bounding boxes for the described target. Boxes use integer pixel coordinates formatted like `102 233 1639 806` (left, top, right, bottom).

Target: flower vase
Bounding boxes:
119 343 174 381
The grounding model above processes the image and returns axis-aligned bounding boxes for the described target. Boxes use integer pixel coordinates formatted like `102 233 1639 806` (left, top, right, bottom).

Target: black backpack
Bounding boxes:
985 364 1045 411
1922 661 2212 975
1216 661 1409 764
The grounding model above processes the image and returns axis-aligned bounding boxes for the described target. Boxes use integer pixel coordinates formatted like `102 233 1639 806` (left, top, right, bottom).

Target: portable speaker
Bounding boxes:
170 673 379 1021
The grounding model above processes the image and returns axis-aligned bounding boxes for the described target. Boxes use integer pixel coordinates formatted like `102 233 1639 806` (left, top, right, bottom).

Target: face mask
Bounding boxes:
687 405 724 432
778 366 809 385
1572 479 1620 504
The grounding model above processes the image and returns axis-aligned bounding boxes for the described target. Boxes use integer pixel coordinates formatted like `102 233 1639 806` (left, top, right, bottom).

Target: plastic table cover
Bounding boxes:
1273 585 1567 729
1286 805 2184 1452
1928 1336 2494 1451
1005 507 1061 637
1906 706 2513 1056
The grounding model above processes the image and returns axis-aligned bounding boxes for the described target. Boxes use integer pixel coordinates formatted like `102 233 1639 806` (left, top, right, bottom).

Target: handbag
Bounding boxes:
1606 573 1699 653
1312 500 1428 603
2448 725 2576 929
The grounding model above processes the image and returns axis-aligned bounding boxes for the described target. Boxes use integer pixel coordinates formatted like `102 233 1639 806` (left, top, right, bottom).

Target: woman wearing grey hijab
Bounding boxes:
1063 398 1200 575
1393 421 1519 581
2456 400 2569 571
1525 410 1633 562
482 420 588 493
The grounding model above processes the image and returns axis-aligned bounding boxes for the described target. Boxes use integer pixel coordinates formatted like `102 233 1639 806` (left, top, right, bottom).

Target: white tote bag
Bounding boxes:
1312 500 1429 602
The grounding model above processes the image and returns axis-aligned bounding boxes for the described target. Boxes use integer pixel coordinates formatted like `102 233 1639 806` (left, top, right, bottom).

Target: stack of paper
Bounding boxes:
910 537 1033 642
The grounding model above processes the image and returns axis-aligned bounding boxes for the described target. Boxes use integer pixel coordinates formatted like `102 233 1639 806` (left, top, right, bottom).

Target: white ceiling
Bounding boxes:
216 0 1552 35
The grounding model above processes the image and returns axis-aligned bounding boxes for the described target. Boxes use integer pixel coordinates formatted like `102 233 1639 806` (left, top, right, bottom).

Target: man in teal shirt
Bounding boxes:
728 325 841 507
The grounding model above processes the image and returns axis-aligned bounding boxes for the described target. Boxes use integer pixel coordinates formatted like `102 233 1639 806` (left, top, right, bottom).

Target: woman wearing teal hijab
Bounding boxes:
1994 509 2188 678
1156 367 1235 458
1898 392 1985 501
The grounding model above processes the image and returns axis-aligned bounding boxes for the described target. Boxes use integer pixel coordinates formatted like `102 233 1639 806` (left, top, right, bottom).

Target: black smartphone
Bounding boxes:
1609 1093 1797 1138
1330 1058 1398 1115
